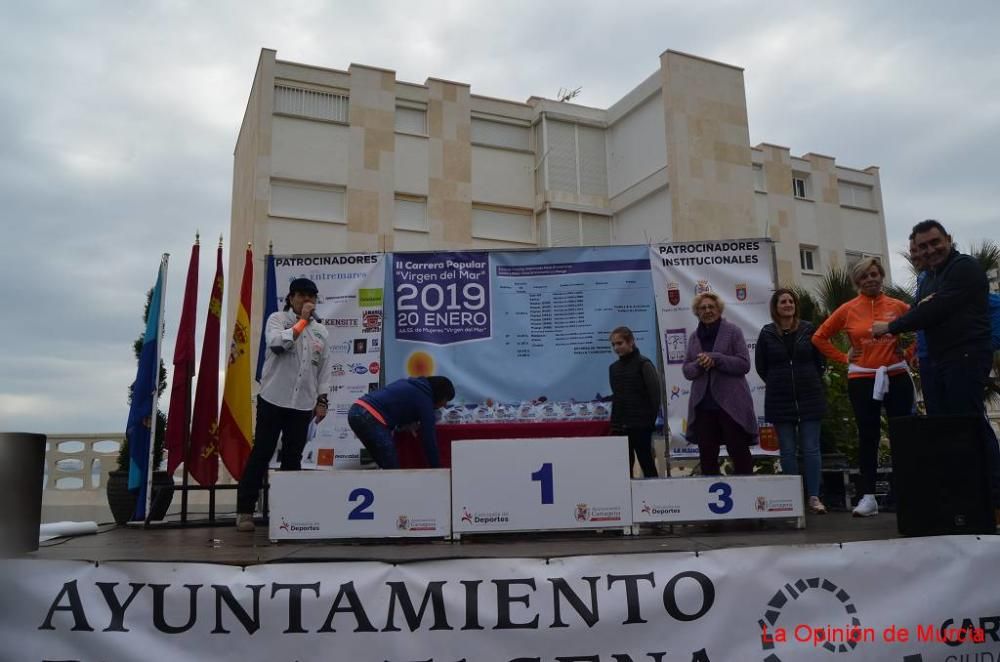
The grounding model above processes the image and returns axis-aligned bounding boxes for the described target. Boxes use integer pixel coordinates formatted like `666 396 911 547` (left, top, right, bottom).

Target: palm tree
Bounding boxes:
816 266 856 316
790 285 823 326
968 239 1000 279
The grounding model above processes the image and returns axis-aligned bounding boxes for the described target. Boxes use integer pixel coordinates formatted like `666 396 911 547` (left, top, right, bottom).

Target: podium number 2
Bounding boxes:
708 482 733 514
531 463 554 504
348 488 375 520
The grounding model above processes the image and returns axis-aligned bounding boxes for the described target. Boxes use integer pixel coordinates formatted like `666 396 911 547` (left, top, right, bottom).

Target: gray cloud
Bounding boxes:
1 0 997 433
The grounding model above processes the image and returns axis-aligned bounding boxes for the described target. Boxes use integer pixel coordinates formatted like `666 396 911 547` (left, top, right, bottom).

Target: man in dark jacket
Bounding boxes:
347 376 455 469
875 219 999 507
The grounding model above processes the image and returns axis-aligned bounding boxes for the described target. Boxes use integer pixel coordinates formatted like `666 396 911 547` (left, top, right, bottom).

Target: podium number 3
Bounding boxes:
348 487 375 520
531 463 554 504
708 482 733 514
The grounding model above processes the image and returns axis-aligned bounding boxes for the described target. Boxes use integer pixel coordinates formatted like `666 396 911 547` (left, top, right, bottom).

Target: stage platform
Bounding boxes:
31 510 903 565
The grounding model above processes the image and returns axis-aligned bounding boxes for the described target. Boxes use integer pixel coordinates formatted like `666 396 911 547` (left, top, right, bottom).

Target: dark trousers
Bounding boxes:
347 403 399 469
237 396 312 514
621 426 658 478
695 408 753 476
847 372 913 495
917 356 936 414
927 350 1000 505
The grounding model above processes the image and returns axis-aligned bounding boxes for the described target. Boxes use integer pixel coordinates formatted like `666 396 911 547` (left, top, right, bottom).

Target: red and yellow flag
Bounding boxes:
218 245 253 480
187 240 223 485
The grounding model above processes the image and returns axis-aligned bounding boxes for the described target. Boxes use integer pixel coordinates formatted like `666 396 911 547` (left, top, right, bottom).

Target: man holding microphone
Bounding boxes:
236 278 330 532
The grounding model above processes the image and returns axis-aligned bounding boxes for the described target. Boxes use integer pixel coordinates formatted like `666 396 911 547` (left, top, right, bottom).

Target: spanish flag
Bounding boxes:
218 245 253 480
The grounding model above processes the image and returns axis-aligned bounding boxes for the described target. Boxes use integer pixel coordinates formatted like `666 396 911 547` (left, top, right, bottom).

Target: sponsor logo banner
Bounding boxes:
649 241 776 457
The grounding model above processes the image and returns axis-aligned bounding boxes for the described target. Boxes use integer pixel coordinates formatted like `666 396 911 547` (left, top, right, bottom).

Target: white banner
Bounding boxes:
273 254 386 469
649 241 776 459
2 537 998 661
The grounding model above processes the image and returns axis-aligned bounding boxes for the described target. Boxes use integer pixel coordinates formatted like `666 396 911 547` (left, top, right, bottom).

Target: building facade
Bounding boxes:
230 48 889 340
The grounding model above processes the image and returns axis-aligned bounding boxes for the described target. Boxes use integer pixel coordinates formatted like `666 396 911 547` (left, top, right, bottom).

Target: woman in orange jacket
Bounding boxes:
812 258 914 517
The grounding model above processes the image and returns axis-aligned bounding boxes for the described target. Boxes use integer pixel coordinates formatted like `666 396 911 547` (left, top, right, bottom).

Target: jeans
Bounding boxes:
347 403 399 469
847 372 914 495
931 350 1000 505
775 419 822 498
237 396 313 514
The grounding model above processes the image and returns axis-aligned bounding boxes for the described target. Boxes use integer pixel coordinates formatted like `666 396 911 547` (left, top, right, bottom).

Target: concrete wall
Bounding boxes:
660 50 755 242
613 187 671 245
606 91 666 198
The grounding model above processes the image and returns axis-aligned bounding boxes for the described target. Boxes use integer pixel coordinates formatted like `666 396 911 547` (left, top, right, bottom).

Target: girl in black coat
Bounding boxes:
755 289 828 513
609 326 662 478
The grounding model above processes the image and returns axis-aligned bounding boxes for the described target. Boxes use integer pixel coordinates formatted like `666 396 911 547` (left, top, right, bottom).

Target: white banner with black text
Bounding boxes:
3 536 997 661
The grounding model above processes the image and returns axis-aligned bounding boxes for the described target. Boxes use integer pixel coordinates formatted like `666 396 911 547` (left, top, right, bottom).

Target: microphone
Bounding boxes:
310 310 322 324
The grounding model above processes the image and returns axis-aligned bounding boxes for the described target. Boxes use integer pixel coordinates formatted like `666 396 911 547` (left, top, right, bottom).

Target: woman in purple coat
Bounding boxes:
683 292 759 475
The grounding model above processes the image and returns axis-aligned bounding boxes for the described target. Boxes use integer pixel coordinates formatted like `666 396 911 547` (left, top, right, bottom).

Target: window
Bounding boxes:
753 163 767 192
270 181 345 223
838 180 874 209
394 195 427 232
539 210 611 247
274 85 348 123
472 205 534 243
792 175 809 199
846 251 881 271
845 251 862 271
540 118 608 196
395 104 427 135
800 246 817 272
471 118 530 151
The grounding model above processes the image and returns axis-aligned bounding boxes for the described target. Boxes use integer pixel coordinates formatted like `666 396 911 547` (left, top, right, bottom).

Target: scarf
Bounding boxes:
696 319 722 352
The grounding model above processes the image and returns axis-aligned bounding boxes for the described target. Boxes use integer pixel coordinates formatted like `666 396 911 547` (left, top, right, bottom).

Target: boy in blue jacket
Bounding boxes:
347 376 455 468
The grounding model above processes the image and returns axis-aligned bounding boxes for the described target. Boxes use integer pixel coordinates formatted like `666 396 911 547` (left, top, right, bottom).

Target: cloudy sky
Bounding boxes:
2 1 997 434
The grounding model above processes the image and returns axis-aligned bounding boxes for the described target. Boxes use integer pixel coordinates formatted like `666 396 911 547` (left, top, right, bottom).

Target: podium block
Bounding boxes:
451 436 633 536
268 469 451 541
631 475 805 529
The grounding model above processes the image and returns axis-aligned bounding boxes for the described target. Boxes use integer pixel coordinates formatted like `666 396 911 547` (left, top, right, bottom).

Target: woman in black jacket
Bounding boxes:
755 289 828 513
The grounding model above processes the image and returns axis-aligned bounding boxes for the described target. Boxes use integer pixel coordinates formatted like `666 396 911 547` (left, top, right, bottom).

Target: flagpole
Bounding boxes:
145 253 169 524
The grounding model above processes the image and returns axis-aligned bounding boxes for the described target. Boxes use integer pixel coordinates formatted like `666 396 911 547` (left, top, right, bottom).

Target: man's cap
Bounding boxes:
288 278 319 295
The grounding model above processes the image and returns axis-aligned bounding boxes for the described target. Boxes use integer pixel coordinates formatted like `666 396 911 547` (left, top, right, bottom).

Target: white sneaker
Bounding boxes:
808 496 827 515
236 513 255 532
852 494 878 518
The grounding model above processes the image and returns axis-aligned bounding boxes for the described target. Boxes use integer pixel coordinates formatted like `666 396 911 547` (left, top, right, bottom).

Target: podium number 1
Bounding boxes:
531 463 554 504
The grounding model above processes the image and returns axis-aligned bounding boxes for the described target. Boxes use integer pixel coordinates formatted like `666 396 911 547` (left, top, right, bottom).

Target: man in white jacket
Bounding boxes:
236 277 330 531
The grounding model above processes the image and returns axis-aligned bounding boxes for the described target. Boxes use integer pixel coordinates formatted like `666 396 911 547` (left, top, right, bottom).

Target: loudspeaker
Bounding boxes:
888 415 995 536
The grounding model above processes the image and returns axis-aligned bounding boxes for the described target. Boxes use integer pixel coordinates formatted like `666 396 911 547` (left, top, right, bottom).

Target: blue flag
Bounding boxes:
126 257 167 520
255 251 277 382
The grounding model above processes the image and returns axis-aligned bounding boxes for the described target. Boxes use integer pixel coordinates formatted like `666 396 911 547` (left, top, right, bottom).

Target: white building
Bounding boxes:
230 48 890 336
